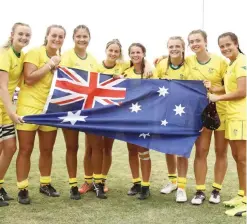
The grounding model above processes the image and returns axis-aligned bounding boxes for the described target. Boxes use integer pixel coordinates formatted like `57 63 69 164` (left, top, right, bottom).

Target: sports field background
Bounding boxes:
0 130 245 224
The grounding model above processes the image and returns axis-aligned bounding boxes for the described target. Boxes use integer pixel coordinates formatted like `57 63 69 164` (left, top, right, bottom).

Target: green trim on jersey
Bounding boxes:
102 61 116 69
196 57 211 65
11 46 21 58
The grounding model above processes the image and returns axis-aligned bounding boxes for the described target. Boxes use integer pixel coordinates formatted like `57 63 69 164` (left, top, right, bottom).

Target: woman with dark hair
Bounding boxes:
209 32 246 217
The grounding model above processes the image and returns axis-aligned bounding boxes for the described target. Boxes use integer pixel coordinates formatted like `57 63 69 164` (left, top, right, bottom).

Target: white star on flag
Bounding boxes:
59 110 88 125
173 104 185 116
157 86 169 97
129 102 142 113
139 133 150 139
161 119 168 126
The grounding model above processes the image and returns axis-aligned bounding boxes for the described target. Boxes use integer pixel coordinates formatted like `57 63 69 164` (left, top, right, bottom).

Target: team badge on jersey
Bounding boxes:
114 69 120 74
208 68 214 74
180 74 184 79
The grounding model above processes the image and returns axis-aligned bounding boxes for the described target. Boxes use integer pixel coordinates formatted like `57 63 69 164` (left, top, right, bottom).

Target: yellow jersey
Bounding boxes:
154 58 190 80
60 49 98 72
0 47 24 107
18 46 56 110
123 67 146 79
97 61 130 75
224 53 247 120
186 54 228 115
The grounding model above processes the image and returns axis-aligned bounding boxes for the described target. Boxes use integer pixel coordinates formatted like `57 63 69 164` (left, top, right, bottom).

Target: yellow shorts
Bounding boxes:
215 113 226 131
0 107 15 141
16 106 57 132
225 120 246 140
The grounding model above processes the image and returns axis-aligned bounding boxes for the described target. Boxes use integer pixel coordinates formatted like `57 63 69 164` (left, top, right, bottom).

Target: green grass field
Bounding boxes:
0 130 245 224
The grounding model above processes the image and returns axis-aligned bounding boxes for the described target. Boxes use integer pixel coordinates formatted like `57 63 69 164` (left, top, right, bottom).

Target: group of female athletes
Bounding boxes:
0 22 246 217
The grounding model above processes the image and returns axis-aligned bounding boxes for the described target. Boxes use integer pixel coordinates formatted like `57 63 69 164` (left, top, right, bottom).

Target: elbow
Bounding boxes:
24 77 35 86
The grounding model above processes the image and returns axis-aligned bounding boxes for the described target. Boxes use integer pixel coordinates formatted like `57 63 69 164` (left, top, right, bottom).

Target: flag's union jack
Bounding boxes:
45 67 126 112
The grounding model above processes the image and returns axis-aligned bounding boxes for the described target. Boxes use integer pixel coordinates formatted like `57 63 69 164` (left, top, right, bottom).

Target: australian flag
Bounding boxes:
23 67 209 157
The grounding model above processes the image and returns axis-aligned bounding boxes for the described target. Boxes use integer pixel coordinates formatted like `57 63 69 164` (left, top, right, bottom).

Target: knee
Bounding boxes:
18 146 33 157
66 144 78 154
40 147 53 156
195 147 209 159
215 149 227 160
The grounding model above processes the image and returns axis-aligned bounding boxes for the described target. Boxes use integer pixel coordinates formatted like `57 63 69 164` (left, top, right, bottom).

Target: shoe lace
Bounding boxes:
46 184 56 193
163 182 173 189
131 184 140 192
195 191 204 199
177 189 185 197
212 189 219 199
20 189 28 198
0 188 6 196
71 186 79 194
0 194 4 201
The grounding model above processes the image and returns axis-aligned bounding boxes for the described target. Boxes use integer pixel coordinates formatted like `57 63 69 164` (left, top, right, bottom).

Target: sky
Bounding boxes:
1 0 246 63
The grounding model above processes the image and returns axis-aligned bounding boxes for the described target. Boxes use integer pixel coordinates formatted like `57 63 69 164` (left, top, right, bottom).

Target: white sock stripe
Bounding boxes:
138 151 149 156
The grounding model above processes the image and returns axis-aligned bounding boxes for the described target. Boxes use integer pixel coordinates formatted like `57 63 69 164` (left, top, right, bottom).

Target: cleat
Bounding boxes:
138 186 150 200
191 191 206 205
70 186 81 200
160 182 177 194
18 189 31 205
93 183 107 199
78 182 93 194
0 188 14 201
209 189 220 204
223 195 243 208
127 183 141 196
40 184 60 197
225 203 246 217
0 194 9 207
176 188 187 203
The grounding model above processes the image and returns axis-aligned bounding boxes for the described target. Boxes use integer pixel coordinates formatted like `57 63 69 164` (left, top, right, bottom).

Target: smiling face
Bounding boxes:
46 27 65 51
129 45 145 64
11 25 31 51
188 33 207 54
218 35 239 60
105 43 121 63
167 39 184 59
73 28 90 51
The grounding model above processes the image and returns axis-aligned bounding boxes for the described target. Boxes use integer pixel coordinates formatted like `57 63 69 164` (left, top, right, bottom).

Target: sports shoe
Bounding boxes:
40 184 60 197
160 182 177 194
78 182 93 194
191 191 206 205
225 203 246 217
127 183 141 196
176 188 187 203
138 186 150 200
18 189 31 205
93 183 107 199
0 194 8 207
209 189 220 204
223 195 243 208
0 187 14 201
70 186 81 200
